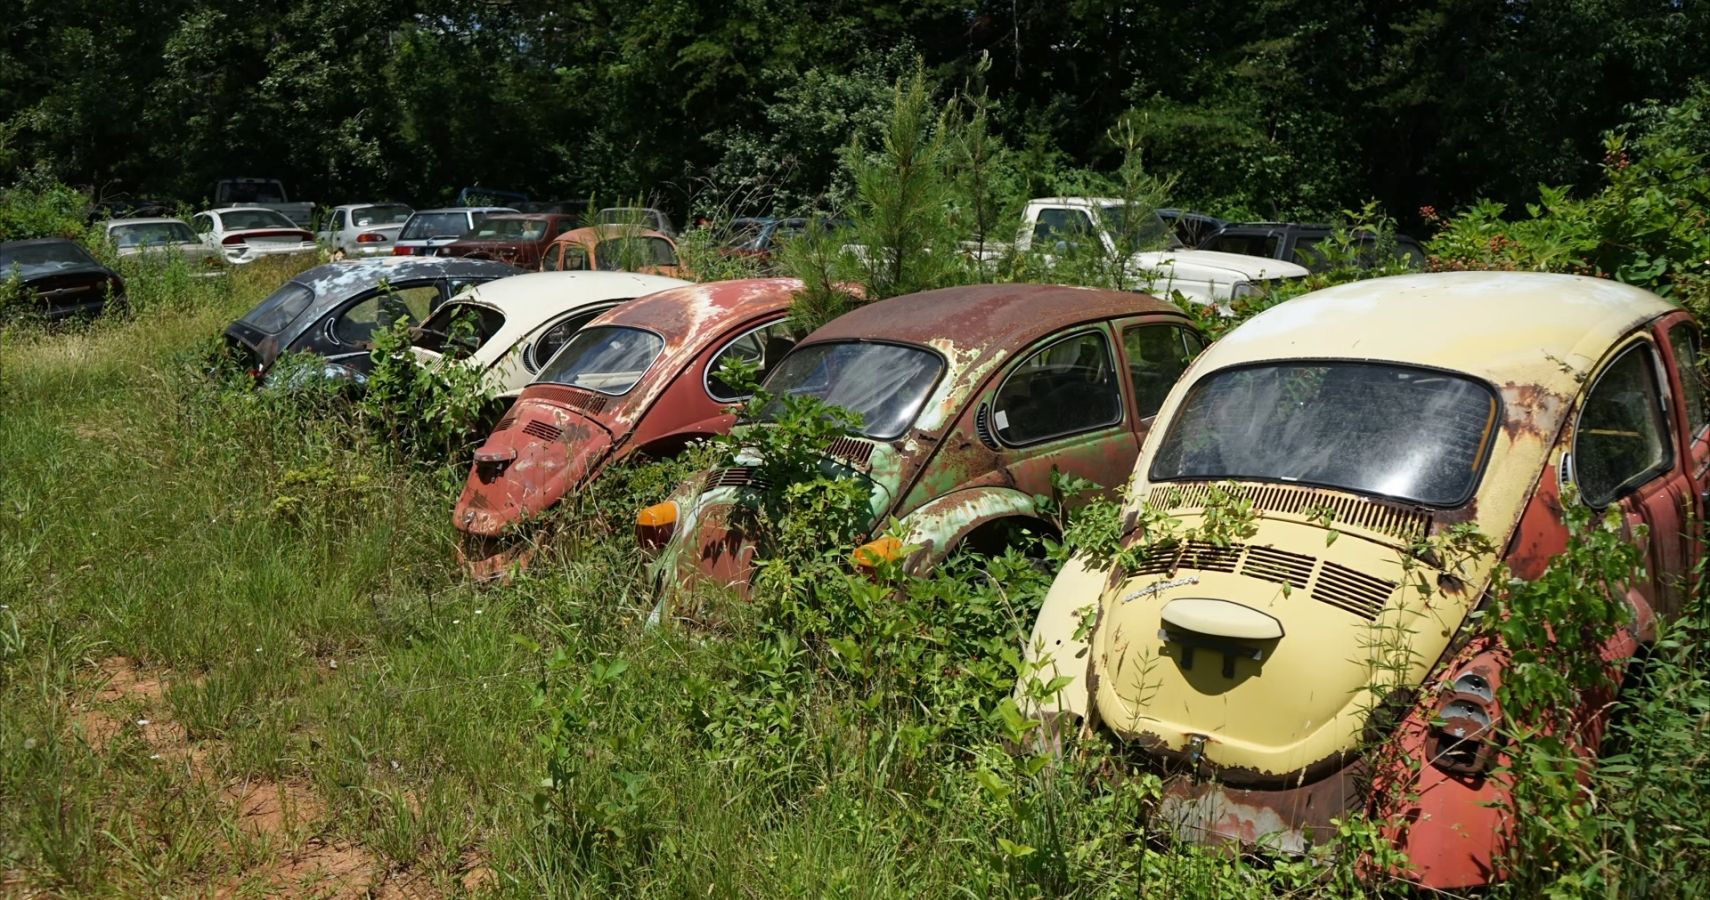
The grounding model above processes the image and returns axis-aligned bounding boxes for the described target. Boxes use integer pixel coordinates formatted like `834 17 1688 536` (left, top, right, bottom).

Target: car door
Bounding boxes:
1573 337 1692 618
1657 316 1710 590
983 324 1138 499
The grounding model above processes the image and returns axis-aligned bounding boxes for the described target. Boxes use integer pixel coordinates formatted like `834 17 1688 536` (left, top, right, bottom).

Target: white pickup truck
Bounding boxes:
991 197 1307 308
213 178 315 228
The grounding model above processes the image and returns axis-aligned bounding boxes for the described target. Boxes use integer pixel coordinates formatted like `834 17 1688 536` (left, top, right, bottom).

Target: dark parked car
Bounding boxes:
0 239 126 320
434 213 582 268
1199 222 1427 272
222 256 521 380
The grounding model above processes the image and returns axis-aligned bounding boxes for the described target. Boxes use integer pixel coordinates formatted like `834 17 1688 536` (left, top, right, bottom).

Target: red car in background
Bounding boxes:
455 278 805 577
434 213 581 269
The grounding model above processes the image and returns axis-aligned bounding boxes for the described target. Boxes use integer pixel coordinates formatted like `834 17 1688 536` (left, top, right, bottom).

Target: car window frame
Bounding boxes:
1666 323 1709 440
523 303 622 374
1573 340 1677 509
988 326 1125 450
324 279 446 348
704 317 796 403
1120 320 1205 421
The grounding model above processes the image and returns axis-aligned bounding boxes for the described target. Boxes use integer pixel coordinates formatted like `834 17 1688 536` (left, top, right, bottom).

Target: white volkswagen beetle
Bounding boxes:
406 271 692 401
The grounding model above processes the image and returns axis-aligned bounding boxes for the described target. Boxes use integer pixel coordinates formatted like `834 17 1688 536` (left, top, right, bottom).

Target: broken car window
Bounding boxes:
1151 362 1498 507
332 284 442 345
991 330 1122 446
1576 344 1673 507
757 341 943 441
536 326 665 396
414 301 507 359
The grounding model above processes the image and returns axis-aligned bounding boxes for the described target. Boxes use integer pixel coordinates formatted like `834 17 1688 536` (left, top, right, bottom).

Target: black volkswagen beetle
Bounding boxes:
223 256 521 380
1 238 126 320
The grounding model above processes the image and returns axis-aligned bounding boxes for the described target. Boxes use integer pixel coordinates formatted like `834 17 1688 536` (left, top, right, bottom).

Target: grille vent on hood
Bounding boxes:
705 466 770 491
564 391 608 415
495 410 518 432
522 420 564 442
1127 540 1397 621
1146 483 1431 545
826 436 874 466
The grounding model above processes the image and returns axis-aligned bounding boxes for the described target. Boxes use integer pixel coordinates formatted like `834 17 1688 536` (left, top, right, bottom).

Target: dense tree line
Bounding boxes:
2 0 1706 224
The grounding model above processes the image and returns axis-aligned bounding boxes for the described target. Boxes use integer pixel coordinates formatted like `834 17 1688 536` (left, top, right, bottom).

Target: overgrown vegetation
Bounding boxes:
8 46 1710 900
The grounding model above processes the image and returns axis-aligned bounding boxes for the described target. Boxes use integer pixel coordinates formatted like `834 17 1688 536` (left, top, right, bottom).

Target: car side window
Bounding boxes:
1576 343 1675 507
562 244 590 271
1123 324 1202 418
707 320 798 402
193 214 213 235
1668 325 1708 437
331 283 442 346
991 330 1122 446
1032 209 1096 247
527 307 611 372
333 209 347 231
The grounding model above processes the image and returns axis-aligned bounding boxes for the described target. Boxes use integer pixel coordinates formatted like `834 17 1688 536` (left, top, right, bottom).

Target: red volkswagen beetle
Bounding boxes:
455 278 805 577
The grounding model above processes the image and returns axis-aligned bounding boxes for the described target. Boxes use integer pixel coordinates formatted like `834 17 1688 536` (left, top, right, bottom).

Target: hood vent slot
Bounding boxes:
826 436 873 466
706 466 770 491
1124 541 1397 621
1146 483 1431 545
1312 562 1396 620
560 389 608 415
495 410 518 432
1240 546 1314 590
974 404 1000 450
522 419 564 442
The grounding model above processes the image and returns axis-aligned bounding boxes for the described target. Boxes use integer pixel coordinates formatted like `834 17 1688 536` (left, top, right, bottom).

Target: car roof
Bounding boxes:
807 283 1186 351
105 217 190 227
1207 272 1678 396
592 278 801 342
410 207 518 215
1 237 86 250
549 226 672 244
447 271 691 322
287 257 521 304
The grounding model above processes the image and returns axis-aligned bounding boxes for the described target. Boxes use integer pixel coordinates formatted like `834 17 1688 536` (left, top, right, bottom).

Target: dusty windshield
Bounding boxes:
1098 204 1170 249
596 237 677 269
1150 362 1498 507
469 218 548 241
536 326 663 396
758 342 944 441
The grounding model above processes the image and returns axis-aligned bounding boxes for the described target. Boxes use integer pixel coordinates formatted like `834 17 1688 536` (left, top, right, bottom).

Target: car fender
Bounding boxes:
893 486 1044 566
1015 554 1103 723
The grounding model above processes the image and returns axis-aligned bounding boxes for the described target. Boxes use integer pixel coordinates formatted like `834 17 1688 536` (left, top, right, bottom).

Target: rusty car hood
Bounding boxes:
456 393 615 536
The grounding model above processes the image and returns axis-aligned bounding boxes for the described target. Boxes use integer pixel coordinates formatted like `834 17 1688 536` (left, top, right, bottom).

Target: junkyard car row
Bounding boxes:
18 186 1695 891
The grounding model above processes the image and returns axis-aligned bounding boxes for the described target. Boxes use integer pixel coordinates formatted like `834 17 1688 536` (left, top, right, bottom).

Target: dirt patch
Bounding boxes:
226 779 327 838
221 838 380 900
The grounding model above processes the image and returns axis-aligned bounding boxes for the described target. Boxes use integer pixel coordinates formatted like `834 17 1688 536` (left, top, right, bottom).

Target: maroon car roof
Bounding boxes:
804 283 1186 348
591 277 803 354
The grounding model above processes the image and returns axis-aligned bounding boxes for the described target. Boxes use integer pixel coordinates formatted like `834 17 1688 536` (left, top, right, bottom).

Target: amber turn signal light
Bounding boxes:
852 535 903 569
635 501 679 550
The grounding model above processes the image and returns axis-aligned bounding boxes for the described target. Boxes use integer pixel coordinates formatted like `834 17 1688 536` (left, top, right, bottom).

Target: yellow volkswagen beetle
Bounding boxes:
1021 271 1709 889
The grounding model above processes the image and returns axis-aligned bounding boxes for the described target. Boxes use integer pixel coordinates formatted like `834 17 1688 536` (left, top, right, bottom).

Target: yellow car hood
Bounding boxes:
1093 514 1480 779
